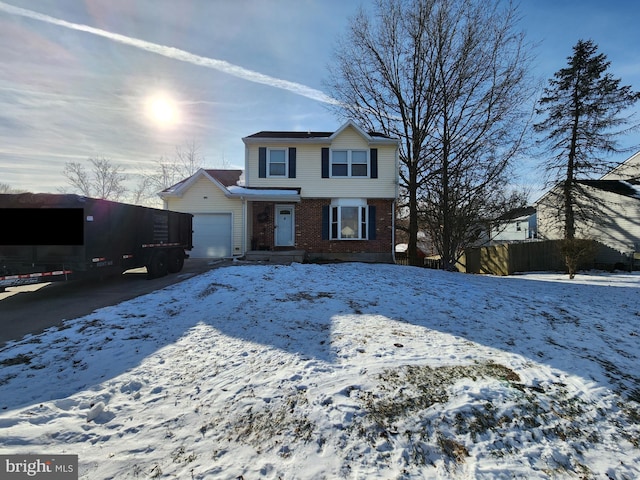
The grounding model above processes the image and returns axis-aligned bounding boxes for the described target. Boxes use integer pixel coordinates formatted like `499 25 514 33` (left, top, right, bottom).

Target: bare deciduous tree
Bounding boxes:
326 0 533 268
0 183 25 194
134 140 205 206
62 157 127 201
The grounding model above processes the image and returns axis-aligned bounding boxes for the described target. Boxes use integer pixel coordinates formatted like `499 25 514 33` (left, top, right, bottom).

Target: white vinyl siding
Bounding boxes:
244 126 397 198
602 151 640 180
536 184 640 253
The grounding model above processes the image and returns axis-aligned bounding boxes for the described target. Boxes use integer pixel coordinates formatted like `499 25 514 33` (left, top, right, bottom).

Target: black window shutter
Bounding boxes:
288 147 296 178
368 205 376 240
259 147 267 178
370 148 378 179
321 148 329 178
322 205 330 240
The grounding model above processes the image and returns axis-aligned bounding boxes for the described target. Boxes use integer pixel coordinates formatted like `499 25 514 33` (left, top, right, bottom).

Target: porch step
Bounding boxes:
244 250 307 264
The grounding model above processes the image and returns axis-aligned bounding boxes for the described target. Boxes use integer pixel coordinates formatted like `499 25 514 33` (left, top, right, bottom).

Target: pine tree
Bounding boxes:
535 40 640 278
535 39 640 241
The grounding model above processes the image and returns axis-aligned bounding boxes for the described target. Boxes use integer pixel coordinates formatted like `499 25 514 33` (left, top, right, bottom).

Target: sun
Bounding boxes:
145 93 180 127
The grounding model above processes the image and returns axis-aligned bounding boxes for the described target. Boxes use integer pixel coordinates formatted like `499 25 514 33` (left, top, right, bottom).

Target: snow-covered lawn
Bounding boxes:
1 262 639 479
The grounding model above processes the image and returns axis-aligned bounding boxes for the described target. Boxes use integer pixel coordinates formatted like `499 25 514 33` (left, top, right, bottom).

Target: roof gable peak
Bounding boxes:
159 168 243 198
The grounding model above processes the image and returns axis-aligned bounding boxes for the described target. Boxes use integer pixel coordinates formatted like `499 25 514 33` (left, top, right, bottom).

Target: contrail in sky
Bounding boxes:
0 1 340 105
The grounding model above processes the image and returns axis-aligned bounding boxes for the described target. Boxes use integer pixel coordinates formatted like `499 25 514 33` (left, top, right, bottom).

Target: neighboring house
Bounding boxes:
159 169 244 258
602 150 640 181
161 120 400 262
489 206 537 244
535 151 640 261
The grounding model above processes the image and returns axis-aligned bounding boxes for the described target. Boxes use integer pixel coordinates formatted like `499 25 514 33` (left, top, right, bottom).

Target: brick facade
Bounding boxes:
250 202 276 250
250 198 395 261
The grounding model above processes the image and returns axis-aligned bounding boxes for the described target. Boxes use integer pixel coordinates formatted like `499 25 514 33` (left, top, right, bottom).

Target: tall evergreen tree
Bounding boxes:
535 39 640 241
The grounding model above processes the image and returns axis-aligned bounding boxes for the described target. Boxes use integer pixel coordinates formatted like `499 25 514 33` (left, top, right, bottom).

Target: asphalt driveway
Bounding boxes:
0 258 226 347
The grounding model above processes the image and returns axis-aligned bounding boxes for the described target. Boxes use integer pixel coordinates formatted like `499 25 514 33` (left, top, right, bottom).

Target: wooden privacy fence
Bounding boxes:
397 240 634 274
460 239 634 275
461 240 565 275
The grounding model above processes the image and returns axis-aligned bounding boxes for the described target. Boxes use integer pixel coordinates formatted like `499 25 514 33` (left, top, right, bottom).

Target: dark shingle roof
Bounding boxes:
205 169 243 187
495 206 536 221
244 131 334 139
245 130 394 140
578 179 640 199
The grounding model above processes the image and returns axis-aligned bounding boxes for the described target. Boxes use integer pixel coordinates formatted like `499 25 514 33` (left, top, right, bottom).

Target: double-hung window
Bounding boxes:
259 147 296 179
330 200 368 240
331 149 368 177
268 148 287 177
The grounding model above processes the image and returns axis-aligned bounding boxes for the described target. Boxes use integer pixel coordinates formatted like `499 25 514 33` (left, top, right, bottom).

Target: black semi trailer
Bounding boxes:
0 193 193 289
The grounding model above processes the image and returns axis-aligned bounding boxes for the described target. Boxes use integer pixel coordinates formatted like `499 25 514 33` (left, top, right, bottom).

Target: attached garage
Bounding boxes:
159 170 244 259
191 213 233 258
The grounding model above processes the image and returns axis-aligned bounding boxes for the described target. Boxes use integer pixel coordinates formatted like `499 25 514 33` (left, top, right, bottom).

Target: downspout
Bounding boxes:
392 144 400 263
392 200 397 264
241 196 247 256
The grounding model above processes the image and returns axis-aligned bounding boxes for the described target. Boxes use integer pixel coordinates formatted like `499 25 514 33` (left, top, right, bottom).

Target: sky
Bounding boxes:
0 0 639 200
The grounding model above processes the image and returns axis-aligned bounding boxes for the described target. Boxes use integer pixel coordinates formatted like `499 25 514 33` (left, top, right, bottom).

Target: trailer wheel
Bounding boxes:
147 251 168 279
167 249 185 273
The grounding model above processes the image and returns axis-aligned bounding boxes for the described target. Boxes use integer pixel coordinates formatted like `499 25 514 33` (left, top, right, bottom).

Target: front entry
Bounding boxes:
275 205 295 246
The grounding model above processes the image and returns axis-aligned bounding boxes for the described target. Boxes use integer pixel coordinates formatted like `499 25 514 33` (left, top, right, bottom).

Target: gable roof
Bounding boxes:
242 119 397 145
158 169 243 198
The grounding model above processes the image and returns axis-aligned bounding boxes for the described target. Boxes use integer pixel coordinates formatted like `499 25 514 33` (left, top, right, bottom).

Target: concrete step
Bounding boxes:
244 250 306 264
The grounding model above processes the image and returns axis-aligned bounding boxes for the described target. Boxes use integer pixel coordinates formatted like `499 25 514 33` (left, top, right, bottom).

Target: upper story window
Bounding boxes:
331 149 368 177
259 147 296 179
268 148 287 177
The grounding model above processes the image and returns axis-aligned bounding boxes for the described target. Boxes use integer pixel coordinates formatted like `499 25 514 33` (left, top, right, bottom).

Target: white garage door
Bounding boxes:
191 214 232 258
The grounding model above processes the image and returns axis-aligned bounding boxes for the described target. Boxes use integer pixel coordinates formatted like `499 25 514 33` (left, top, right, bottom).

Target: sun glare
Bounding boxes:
145 94 179 127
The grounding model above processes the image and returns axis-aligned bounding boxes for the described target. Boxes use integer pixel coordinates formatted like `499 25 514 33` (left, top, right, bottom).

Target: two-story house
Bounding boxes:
160 120 400 263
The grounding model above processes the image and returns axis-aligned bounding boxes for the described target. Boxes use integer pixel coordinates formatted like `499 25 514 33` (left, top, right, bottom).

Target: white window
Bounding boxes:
330 199 368 240
331 150 368 177
268 148 287 177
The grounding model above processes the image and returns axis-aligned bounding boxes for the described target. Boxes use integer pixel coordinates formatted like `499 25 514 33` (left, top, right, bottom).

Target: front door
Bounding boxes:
275 205 294 246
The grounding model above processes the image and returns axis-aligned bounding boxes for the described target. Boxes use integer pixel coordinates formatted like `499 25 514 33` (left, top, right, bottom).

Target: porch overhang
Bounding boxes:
226 186 301 203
